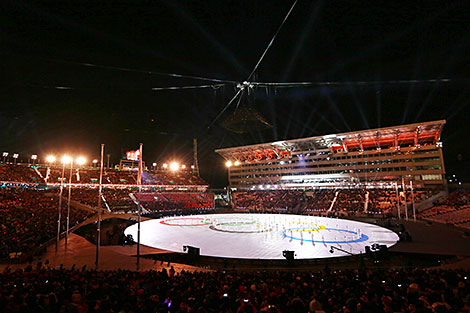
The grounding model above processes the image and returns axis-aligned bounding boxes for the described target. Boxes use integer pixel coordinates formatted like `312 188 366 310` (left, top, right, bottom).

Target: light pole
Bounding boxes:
2 152 8 163
56 155 70 251
46 155 56 183
65 156 86 247
96 144 104 269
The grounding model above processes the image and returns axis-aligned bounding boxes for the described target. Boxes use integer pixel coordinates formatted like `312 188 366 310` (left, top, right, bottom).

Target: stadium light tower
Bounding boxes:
2 152 8 163
31 154 38 166
12 153 19 164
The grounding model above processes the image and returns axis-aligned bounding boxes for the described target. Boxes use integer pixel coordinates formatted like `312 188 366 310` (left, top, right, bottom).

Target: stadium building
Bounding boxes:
216 120 446 190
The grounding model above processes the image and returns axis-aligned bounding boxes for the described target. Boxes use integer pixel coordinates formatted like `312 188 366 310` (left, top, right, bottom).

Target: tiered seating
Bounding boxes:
1 268 468 312
418 190 470 228
332 189 366 213
5 164 210 187
233 190 337 213
0 188 93 259
368 189 397 213
139 192 214 212
0 164 42 184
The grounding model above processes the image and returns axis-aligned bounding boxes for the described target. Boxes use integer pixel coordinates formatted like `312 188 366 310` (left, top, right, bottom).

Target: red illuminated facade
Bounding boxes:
216 121 446 189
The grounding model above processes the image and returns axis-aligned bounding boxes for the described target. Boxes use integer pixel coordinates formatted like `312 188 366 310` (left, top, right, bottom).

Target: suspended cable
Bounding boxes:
10 54 239 85
207 0 298 128
246 0 298 82
251 78 460 88
21 83 228 91
207 88 243 130
151 84 226 91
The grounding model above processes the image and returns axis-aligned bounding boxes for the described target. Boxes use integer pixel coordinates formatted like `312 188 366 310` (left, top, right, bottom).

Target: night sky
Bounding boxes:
1 0 470 187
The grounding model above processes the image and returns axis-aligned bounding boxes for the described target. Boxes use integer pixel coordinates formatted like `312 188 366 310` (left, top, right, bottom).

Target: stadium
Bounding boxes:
1 119 470 310
2 2 470 312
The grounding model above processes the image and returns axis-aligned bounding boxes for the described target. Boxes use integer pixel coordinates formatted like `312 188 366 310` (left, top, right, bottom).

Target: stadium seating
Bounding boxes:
0 188 92 260
0 267 468 312
0 164 42 184
418 190 470 229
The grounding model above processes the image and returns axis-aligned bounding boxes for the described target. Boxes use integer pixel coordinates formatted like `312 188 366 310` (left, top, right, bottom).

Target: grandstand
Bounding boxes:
216 120 446 189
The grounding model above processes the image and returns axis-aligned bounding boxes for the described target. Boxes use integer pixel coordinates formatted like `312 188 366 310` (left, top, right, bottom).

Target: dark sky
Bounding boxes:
1 0 470 187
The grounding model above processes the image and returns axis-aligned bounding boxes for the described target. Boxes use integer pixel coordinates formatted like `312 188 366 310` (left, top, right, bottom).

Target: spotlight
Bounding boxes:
162 163 168 169
76 156 86 166
46 155 56 163
225 160 233 168
234 160 240 166
169 162 179 171
61 155 72 164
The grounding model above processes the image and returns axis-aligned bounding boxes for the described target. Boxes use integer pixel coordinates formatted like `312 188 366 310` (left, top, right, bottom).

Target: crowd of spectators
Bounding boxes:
0 188 93 260
232 190 313 213
1 266 469 313
332 190 366 213
35 165 208 187
0 164 42 184
139 192 214 212
367 190 397 213
418 190 470 229
233 188 436 217
69 189 214 213
70 188 134 212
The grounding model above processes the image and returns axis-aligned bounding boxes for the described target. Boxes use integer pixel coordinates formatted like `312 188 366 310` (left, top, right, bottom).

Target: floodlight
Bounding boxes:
225 160 233 168
31 154 37 160
191 165 195 169
162 163 168 169
2 152 8 157
234 160 240 166
152 162 157 167
92 159 98 164
61 155 72 164
169 162 179 171
46 155 56 163
181 164 186 169
76 156 86 166
12 153 19 159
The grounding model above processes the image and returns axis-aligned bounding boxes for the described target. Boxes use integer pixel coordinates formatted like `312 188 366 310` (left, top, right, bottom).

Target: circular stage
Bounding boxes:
124 214 399 260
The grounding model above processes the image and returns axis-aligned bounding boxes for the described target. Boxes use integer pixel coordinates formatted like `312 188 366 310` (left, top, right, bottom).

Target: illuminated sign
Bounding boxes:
126 149 140 161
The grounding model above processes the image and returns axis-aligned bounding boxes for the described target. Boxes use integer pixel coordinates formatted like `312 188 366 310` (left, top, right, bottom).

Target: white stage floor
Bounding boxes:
124 213 399 260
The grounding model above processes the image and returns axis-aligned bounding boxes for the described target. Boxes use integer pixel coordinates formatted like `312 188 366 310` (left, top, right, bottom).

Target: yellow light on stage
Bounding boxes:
169 162 179 171
162 163 168 169
46 155 56 163
61 155 72 164
225 160 233 168
234 160 240 166
76 156 86 166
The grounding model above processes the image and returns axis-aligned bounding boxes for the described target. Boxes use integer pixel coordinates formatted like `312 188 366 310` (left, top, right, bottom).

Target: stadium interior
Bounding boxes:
1 122 470 312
